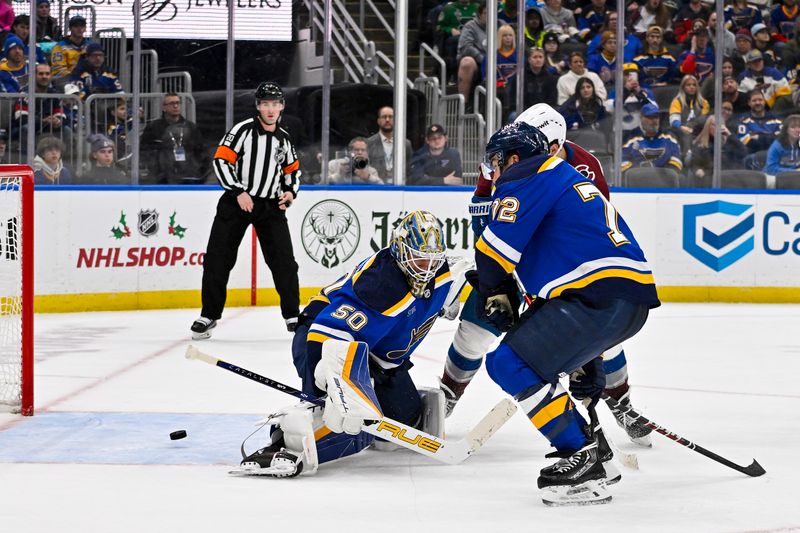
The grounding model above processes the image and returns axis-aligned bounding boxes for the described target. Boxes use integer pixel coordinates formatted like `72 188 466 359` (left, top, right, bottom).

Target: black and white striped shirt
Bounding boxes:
213 116 301 199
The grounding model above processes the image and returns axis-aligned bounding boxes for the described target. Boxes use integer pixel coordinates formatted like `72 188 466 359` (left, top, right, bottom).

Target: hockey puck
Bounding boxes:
170 430 187 440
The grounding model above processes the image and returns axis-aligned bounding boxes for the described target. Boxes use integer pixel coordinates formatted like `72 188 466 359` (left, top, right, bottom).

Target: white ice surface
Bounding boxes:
1 303 798 533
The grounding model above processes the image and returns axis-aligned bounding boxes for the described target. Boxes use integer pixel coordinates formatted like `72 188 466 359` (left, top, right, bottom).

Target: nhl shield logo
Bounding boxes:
274 146 288 165
301 200 360 268
138 209 159 237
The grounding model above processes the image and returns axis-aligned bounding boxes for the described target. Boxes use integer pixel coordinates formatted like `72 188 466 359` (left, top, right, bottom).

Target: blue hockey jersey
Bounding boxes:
475 155 659 307
305 248 452 369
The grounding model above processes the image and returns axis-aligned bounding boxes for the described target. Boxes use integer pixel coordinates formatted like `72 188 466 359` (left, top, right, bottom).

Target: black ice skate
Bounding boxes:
538 440 611 506
190 317 216 340
231 439 305 478
605 392 653 447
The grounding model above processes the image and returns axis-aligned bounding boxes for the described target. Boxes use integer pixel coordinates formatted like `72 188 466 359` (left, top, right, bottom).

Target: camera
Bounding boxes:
349 156 368 171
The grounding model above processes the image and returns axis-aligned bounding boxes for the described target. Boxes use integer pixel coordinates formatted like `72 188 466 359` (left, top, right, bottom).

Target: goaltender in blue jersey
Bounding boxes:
233 211 460 478
472 121 660 506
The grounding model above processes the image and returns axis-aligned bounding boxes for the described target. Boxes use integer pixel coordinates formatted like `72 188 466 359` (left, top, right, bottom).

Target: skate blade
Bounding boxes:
541 480 612 507
191 331 212 340
629 434 652 448
228 462 297 478
603 461 622 486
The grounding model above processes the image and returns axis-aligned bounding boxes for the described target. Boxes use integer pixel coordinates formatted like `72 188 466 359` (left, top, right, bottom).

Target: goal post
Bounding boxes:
0 165 34 416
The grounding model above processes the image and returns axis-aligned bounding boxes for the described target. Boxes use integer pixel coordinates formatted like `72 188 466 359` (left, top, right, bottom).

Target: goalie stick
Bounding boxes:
185 345 517 465
604 395 766 477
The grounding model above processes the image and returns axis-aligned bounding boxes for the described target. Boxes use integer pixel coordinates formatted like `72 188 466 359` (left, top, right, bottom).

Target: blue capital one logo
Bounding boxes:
683 201 755 272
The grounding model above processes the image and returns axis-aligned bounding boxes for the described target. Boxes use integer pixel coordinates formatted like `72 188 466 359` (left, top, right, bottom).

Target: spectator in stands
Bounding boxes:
456 4 487 108
497 0 518 26
328 136 382 185
737 89 781 170
605 63 656 140
672 0 709 43
587 31 617 86
722 75 749 114
690 115 747 183
669 74 709 142
524 47 558 109
782 21 800 73
764 114 800 175
559 76 606 130
0 36 29 86
738 50 793 113
708 12 735 57
4 16 46 63
587 12 643 62
770 0 799 39
524 8 546 49
634 25 678 86
540 0 579 43
51 16 92 81
730 30 752 73
141 93 211 184
35 0 60 44
0 128 7 163
81 133 127 184
367 106 412 183
15 63 70 148
0 0 14 33
408 124 463 185
557 51 606 105
621 103 683 174
543 32 567 74
33 136 74 185
105 99 134 164
633 0 672 37
750 23 778 68
679 26 715 84
577 0 610 43
437 0 478 82
700 57 736 102
70 43 124 101
483 24 518 122
724 0 762 34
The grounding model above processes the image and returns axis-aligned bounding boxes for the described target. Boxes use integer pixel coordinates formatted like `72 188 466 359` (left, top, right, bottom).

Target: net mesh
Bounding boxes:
0 176 23 411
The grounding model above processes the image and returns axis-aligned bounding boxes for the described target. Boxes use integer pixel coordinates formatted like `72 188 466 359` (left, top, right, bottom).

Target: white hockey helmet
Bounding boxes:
514 103 567 154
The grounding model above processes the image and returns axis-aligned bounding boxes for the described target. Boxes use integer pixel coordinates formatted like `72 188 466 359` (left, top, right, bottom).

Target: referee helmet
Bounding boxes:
255 82 284 103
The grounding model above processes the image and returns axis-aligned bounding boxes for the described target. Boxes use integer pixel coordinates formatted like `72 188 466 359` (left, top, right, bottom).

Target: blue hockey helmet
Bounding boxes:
484 121 549 170
390 211 446 298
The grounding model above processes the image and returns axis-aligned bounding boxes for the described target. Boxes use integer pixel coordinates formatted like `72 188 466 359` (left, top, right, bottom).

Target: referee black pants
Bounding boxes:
201 192 300 321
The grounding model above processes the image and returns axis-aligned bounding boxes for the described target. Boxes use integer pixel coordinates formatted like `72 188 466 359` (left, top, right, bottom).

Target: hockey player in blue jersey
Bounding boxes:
473 121 660 505
441 104 655 447
235 211 458 477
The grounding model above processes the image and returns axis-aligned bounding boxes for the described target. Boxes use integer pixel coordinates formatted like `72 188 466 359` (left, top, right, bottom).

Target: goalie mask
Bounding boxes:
390 211 446 298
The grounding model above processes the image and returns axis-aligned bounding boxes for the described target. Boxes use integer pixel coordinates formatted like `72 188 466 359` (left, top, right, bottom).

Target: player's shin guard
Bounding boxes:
486 343 588 453
441 320 497 416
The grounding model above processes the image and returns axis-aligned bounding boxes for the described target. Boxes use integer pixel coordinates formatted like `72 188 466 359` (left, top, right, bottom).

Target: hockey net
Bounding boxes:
0 166 33 416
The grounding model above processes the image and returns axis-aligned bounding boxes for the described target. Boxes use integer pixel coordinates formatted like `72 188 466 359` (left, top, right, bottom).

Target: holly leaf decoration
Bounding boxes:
172 224 187 239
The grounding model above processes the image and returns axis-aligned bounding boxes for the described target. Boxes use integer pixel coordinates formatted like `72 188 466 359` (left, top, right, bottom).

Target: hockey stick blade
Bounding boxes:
185 345 517 465
604 395 765 477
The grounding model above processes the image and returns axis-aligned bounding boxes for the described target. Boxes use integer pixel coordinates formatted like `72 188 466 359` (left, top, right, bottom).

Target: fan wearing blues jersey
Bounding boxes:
236 211 461 478
473 121 660 505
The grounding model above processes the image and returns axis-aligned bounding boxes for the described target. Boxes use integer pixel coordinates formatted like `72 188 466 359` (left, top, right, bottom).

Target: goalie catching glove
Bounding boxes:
314 339 383 435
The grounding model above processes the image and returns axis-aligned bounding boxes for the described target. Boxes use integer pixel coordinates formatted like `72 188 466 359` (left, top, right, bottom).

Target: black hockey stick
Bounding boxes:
185 345 517 465
603 395 766 477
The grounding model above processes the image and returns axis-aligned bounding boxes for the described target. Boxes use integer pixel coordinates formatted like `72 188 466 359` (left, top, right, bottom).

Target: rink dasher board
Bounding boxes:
33 186 800 311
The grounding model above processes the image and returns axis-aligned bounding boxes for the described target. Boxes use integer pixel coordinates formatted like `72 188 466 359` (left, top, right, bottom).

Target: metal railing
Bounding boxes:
460 113 486 186
419 43 446 92
413 76 440 127
124 50 159 93
157 72 193 96
63 5 96 37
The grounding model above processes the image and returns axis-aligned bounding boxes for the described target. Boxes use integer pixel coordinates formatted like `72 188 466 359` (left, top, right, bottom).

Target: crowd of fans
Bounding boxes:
422 0 800 184
0 2 210 185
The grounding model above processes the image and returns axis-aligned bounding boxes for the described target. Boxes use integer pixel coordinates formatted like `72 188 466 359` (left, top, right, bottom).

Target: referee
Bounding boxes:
191 82 301 340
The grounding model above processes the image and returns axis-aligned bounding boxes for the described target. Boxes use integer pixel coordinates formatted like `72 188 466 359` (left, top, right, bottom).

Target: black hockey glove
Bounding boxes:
569 357 606 402
466 272 520 332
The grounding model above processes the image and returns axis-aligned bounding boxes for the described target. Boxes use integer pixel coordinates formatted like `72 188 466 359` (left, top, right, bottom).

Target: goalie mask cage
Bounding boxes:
0 165 33 416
